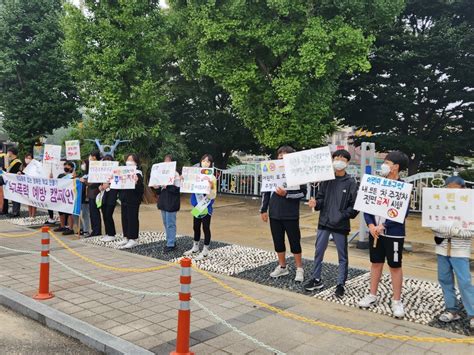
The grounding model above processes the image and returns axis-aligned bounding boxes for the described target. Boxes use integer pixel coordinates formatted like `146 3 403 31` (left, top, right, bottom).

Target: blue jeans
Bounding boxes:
312 229 348 286
437 255 474 317
161 210 177 247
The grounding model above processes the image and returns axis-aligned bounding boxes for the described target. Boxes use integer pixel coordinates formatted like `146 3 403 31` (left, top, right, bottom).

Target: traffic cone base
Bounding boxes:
33 292 54 300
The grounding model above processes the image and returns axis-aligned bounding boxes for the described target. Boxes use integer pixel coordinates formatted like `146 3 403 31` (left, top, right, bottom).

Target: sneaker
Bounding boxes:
164 245 176 252
294 267 304 283
195 250 209 261
270 265 289 278
100 236 116 242
117 238 129 246
439 311 461 323
53 226 66 232
304 279 324 291
470 318 474 330
358 294 378 308
62 228 74 236
45 219 57 225
121 239 138 249
335 284 345 298
184 244 200 256
391 300 405 318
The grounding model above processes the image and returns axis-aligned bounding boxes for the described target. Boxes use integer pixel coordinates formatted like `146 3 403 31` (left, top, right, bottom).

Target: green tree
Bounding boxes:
0 0 79 152
337 0 474 174
62 1 188 171
168 0 404 149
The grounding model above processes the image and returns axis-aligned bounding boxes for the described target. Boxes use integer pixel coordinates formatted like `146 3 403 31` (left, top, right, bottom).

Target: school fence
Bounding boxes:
214 165 474 212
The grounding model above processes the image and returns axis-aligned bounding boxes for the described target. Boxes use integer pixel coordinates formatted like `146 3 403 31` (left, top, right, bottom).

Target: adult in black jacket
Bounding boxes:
117 154 144 249
154 154 180 252
5 147 22 217
80 150 102 236
99 155 118 242
260 146 307 283
304 149 359 298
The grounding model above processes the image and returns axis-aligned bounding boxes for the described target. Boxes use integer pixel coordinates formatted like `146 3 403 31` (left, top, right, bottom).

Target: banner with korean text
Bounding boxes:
3 173 82 215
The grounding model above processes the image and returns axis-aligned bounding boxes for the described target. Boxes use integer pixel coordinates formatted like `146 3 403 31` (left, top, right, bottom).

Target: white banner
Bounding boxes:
283 146 335 186
110 166 137 190
422 188 474 230
3 173 82 215
181 167 214 194
23 159 43 178
260 160 298 192
43 144 62 163
354 174 413 223
88 161 119 183
148 162 177 187
65 140 81 160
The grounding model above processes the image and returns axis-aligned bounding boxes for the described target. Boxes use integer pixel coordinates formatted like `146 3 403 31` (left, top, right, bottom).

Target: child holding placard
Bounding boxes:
100 155 119 242
431 176 473 330
358 151 410 318
260 146 307 282
184 154 217 260
117 154 144 249
154 154 181 252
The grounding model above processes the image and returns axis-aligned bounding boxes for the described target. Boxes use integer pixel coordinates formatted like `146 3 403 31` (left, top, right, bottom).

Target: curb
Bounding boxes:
0 286 154 355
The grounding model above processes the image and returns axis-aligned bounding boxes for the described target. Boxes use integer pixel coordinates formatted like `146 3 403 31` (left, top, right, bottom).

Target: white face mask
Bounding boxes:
332 160 347 171
81 164 86 171
126 161 136 167
379 163 391 177
25 159 32 164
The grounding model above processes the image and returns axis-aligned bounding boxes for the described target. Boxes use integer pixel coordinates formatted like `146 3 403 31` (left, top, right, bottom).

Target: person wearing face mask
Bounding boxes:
184 154 217 260
4 147 22 217
99 154 119 242
117 154 144 249
19 153 37 218
260 146 307 282
53 161 76 235
304 150 358 296
78 159 91 237
358 151 410 318
79 150 102 237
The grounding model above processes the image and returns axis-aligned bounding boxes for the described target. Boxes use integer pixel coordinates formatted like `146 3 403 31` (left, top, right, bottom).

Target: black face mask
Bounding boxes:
64 168 71 173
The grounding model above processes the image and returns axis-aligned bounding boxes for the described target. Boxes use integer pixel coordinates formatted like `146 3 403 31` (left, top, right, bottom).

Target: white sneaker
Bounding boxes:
391 300 405 318
100 236 116 242
195 250 209 261
295 267 304 282
184 243 200 256
439 311 461 323
270 265 289 278
121 239 138 249
117 238 129 246
470 318 474 330
358 294 378 308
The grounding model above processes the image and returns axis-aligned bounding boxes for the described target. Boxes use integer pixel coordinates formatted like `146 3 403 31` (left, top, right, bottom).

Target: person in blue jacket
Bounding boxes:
358 151 410 319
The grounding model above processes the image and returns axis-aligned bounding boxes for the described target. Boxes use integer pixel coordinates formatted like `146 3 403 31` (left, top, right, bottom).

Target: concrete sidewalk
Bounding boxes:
0 221 472 354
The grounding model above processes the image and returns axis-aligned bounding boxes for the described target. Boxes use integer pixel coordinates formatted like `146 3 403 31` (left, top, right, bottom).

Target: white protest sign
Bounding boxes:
260 160 298 192
3 173 82 215
422 188 474 230
88 161 119 183
354 174 413 223
148 161 177 187
65 140 81 160
42 160 65 179
180 167 214 194
110 166 137 190
43 144 62 163
283 146 335 186
23 159 43 178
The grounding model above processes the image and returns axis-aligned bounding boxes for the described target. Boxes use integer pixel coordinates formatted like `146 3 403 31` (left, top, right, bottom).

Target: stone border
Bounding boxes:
0 286 153 355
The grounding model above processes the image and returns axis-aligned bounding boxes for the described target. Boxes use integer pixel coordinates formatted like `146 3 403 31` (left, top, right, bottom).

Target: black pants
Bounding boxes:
269 218 302 254
48 210 54 219
11 201 20 216
193 214 212 246
102 203 116 237
121 203 140 240
88 199 102 236
2 199 8 214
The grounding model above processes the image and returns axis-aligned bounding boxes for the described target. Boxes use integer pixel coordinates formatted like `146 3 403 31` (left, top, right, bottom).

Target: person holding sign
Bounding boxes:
184 154 217 260
4 147 22 217
53 161 76 235
304 149 358 297
80 151 102 237
358 151 410 318
19 153 37 218
154 154 181 252
99 155 119 242
116 154 144 249
260 146 307 282
429 176 474 330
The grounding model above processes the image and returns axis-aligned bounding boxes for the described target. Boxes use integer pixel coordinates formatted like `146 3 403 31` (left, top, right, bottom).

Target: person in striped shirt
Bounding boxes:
432 176 473 330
